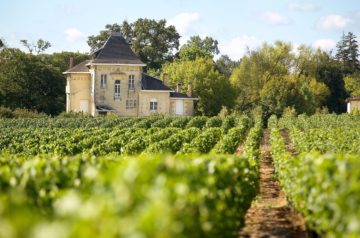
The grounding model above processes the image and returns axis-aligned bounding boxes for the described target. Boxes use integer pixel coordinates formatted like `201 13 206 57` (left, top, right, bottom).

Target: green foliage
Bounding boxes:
230 42 332 116
178 35 219 61
335 32 360 74
270 122 360 237
344 73 360 96
0 152 258 238
205 116 222 128
163 57 235 115
186 116 208 128
0 106 13 118
87 20 180 69
20 38 51 54
0 48 65 115
215 55 240 78
179 128 223 154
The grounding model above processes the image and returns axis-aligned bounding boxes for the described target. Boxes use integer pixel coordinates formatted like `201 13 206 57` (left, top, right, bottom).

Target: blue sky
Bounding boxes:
1 0 359 60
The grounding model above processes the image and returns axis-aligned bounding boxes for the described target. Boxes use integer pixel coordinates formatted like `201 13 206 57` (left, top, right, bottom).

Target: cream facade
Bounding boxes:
346 96 360 113
64 33 197 117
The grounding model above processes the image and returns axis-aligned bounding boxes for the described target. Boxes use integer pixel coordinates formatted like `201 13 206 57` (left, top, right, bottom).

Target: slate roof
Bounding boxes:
170 92 197 99
91 33 145 65
346 96 360 102
64 60 91 73
141 74 173 91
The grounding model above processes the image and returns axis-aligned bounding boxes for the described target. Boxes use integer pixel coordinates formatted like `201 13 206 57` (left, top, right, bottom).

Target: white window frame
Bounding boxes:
100 74 107 89
126 99 137 109
128 75 135 89
114 80 121 98
150 99 158 112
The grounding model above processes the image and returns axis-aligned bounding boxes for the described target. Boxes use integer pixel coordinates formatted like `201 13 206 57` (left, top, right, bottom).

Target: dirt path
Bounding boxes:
239 129 307 238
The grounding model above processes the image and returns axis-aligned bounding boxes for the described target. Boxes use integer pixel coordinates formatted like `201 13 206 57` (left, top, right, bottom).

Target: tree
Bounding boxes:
345 32 360 72
344 73 360 96
230 41 330 116
215 55 240 78
88 19 180 69
45 51 90 72
20 39 51 54
0 48 65 115
162 57 235 116
295 45 347 113
335 32 360 74
178 35 219 60
0 38 4 49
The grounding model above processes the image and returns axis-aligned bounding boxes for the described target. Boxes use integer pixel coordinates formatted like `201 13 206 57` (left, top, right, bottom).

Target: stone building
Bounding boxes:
63 33 197 116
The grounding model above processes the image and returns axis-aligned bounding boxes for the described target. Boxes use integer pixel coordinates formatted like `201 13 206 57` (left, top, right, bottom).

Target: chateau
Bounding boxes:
63 33 196 116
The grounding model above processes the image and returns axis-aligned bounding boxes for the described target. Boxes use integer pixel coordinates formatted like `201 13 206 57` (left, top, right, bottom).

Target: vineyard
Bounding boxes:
0 114 359 237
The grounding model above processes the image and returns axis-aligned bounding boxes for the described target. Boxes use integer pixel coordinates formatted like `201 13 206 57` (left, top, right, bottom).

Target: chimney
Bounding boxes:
69 57 74 68
176 83 181 93
162 73 168 85
187 83 193 97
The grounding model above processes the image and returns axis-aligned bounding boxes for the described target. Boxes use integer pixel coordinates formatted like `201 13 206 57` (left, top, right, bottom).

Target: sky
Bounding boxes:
1 0 359 60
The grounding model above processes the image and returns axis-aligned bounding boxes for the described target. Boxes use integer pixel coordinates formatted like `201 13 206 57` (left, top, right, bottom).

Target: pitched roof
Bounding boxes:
141 74 173 91
346 96 360 102
64 60 91 74
170 92 197 99
91 33 145 65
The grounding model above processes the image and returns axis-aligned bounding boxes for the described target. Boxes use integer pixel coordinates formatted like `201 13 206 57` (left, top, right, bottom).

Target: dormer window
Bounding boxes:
114 80 121 98
128 75 135 89
100 74 107 88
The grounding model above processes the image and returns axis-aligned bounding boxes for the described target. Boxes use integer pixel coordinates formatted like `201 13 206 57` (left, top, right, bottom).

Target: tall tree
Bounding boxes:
335 32 360 74
162 57 235 116
88 19 180 69
178 35 219 60
20 39 51 54
215 55 240 78
0 48 65 114
345 32 360 72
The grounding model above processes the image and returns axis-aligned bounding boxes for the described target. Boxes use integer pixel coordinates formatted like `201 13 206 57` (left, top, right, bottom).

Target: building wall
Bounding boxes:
92 65 142 116
67 73 92 114
349 100 360 113
169 99 195 116
139 91 170 116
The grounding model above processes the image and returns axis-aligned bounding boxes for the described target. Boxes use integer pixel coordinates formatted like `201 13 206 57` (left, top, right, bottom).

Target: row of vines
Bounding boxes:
0 115 263 238
269 114 360 237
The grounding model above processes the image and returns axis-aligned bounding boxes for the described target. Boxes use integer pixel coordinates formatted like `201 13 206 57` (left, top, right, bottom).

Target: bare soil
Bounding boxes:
238 129 307 238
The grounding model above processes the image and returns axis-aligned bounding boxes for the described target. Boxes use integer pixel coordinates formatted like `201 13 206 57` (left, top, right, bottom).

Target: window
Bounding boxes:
114 80 121 98
100 74 107 88
128 75 135 89
150 99 158 111
126 99 137 109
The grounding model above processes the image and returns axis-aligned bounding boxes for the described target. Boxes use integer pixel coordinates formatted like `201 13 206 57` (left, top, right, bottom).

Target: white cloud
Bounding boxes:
288 3 317 11
263 11 291 25
64 28 85 42
219 35 261 60
167 12 201 36
312 38 336 51
317 14 352 30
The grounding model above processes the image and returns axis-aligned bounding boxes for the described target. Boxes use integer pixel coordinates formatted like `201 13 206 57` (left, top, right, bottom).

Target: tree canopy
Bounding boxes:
88 19 180 69
335 32 360 74
20 39 52 54
0 48 65 115
162 57 235 116
178 35 219 61
230 42 330 116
